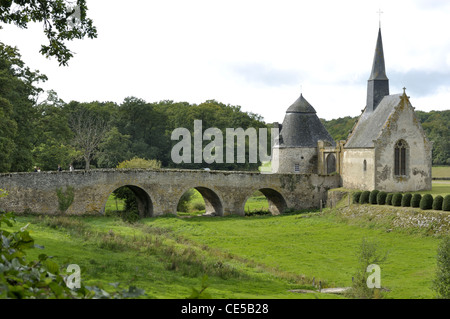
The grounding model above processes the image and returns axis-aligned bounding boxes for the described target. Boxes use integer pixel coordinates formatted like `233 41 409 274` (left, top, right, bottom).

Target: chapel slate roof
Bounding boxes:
344 93 402 148
278 94 336 148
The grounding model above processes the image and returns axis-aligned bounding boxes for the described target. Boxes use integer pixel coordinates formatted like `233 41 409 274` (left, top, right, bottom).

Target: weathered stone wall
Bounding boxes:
0 169 340 217
374 97 432 192
341 149 375 190
272 147 318 174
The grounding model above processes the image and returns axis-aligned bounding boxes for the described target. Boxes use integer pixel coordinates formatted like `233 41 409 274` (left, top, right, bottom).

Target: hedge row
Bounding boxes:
352 190 450 211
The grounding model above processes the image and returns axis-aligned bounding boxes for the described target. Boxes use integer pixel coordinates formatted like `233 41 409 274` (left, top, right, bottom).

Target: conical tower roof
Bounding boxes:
286 94 316 113
278 94 335 148
369 28 388 81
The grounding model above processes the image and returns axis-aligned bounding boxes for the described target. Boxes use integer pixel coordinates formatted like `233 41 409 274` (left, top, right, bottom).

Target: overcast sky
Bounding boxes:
2 0 450 123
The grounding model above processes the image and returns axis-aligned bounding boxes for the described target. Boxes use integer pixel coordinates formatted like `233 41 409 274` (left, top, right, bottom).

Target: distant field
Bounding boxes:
432 166 450 179
413 181 450 196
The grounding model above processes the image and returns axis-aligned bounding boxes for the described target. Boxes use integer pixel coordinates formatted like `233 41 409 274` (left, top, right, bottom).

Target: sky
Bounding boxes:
1 0 450 123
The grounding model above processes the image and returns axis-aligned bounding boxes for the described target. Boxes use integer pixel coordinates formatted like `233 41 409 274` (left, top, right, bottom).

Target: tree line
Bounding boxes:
1 42 448 173
0 42 269 173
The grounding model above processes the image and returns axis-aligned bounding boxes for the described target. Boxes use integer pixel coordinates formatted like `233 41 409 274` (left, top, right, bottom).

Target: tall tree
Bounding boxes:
0 43 47 172
32 90 76 171
0 97 17 172
68 103 109 170
97 127 132 168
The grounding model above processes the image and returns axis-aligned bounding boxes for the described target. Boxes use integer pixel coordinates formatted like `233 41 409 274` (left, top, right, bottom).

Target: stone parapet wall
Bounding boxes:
0 169 340 217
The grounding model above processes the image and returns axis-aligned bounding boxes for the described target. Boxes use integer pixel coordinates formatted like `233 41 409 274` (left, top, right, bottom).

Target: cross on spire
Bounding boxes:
377 9 384 28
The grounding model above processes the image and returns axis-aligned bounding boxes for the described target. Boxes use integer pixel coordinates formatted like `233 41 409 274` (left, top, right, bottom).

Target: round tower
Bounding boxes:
272 94 335 174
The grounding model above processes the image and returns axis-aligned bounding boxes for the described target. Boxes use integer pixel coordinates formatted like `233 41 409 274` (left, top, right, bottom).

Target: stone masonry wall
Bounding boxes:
374 97 432 192
342 148 375 190
0 169 340 217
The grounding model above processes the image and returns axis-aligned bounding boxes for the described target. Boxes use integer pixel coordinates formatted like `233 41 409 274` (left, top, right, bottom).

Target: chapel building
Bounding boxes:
272 27 432 192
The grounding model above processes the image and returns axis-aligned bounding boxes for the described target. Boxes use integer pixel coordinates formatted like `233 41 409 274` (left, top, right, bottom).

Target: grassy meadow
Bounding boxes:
4 174 449 299
9 184 448 299
10 211 443 299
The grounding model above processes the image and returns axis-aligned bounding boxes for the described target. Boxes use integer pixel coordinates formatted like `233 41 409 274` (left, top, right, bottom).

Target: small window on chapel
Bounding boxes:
363 160 367 172
394 140 408 176
294 163 300 172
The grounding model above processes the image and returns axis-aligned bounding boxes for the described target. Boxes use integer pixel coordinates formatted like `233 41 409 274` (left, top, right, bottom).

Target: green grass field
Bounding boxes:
9 205 445 299
5 176 448 299
432 166 450 179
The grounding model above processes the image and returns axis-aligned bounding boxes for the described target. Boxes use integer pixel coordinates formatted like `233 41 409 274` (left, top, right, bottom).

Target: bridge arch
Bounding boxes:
103 184 153 218
176 186 223 216
243 188 288 215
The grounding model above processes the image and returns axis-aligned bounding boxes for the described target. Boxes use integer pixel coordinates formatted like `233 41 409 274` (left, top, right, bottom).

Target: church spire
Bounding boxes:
366 27 389 112
369 28 388 81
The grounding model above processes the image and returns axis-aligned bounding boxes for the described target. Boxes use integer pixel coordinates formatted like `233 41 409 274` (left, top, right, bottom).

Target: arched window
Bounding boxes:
394 140 408 176
326 154 336 174
363 160 367 172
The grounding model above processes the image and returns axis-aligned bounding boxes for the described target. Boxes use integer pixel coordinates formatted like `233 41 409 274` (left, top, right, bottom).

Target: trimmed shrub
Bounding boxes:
369 190 380 205
359 191 371 204
377 191 387 205
392 193 403 207
432 195 444 210
411 194 422 208
386 193 393 205
352 192 362 204
401 193 412 207
420 194 433 210
432 236 450 299
443 195 450 212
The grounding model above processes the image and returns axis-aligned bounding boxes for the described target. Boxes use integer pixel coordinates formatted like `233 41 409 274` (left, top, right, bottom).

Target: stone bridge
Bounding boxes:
0 169 340 217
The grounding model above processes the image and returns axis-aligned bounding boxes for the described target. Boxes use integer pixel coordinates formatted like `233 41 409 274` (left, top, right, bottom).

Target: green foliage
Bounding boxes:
177 189 196 213
32 92 76 171
352 192 362 204
0 97 17 172
376 191 387 205
401 193 412 207
411 194 422 208
369 190 379 205
56 186 74 213
432 236 450 299
112 187 137 214
97 127 132 168
321 116 356 142
432 195 444 211
0 0 97 66
392 193 403 207
117 210 141 224
0 212 145 298
443 195 450 212
420 194 434 210
386 193 393 206
415 110 450 165
346 238 388 299
359 191 370 204
116 157 162 169
188 275 211 299
0 43 46 172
